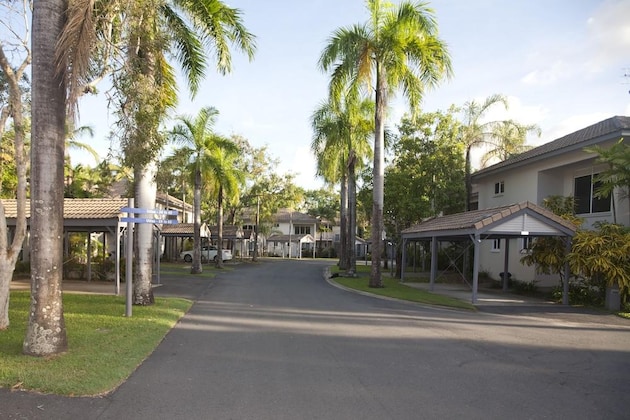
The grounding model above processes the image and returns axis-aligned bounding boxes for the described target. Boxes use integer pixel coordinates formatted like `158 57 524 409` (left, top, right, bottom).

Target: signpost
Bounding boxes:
121 203 178 317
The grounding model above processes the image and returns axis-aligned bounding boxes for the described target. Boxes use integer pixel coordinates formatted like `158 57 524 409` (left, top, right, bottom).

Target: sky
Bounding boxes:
74 0 630 190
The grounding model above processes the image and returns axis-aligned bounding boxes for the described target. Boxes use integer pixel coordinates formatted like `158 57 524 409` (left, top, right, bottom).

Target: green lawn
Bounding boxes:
0 291 191 396
330 265 476 311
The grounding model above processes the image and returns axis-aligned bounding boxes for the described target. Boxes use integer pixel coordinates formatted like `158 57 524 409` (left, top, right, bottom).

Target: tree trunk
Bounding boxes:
216 186 224 269
191 168 202 273
346 153 357 275
23 0 68 355
370 65 386 288
338 172 348 270
0 42 29 330
465 146 472 211
133 161 156 305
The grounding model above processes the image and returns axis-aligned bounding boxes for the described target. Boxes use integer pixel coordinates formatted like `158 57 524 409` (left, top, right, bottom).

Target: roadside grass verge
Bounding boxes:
330 265 476 311
0 291 191 396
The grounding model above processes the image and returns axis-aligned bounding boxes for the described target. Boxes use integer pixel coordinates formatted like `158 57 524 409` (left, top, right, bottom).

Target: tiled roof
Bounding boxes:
273 209 319 224
402 201 577 238
1 198 127 219
160 223 209 237
473 115 630 178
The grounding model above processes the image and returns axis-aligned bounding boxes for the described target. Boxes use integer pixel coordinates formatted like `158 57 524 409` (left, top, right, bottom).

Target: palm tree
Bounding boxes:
170 106 220 274
311 96 373 274
319 0 452 287
204 135 244 268
458 94 509 211
481 120 540 167
24 0 68 355
58 0 256 304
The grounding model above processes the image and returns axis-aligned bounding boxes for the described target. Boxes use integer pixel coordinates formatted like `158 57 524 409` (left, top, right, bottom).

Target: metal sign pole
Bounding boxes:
125 198 134 317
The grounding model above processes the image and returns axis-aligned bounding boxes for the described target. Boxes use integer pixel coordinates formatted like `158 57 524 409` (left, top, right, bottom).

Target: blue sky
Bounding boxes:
75 0 630 190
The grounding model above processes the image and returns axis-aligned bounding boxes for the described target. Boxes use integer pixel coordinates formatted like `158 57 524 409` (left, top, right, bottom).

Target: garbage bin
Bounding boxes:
606 285 621 311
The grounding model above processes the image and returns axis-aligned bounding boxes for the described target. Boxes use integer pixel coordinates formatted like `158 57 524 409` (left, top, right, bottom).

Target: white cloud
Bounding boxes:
521 61 571 87
286 146 324 191
584 0 630 72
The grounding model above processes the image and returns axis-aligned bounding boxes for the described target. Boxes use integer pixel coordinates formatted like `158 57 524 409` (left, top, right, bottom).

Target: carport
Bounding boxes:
400 202 577 304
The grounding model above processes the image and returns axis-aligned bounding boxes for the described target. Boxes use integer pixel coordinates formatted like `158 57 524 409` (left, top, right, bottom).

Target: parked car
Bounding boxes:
180 246 232 263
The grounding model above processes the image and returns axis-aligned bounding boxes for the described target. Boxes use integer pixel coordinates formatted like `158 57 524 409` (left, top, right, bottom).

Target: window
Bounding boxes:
574 174 611 214
491 239 501 252
494 181 505 195
294 226 311 235
521 236 534 254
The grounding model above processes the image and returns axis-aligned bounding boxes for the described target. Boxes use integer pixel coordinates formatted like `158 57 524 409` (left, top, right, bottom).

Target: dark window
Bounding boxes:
574 174 611 214
494 181 504 195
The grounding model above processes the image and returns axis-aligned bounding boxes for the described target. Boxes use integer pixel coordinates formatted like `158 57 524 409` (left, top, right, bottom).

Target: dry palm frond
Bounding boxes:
56 0 97 120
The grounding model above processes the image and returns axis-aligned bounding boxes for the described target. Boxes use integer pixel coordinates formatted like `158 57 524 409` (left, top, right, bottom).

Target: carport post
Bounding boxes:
502 238 510 292
430 237 437 291
472 233 480 304
401 238 407 282
563 238 571 305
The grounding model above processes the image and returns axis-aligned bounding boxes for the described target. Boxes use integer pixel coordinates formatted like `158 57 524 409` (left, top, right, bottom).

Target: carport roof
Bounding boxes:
401 201 577 241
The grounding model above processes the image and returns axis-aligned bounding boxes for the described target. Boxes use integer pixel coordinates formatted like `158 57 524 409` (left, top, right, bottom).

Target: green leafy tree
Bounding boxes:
385 110 465 276
568 222 630 301
319 0 452 287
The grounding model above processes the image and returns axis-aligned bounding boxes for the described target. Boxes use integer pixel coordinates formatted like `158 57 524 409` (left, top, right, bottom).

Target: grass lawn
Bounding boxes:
0 291 191 396
330 265 476 311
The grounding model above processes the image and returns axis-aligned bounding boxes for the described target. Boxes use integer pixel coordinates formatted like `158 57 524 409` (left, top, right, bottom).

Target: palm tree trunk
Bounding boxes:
23 0 68 355
370 65 386 288
346 152 357 275
216 186 224 269
191 168 202 273
133 161 156 305
338 172 348 270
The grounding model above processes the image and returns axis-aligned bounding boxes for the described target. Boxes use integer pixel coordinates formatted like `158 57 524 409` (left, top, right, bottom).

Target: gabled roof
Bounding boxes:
267 233 315 243
273 208 319 224
160 223 209 237
472 115 630 179
1 198 127 220
401 201 577 241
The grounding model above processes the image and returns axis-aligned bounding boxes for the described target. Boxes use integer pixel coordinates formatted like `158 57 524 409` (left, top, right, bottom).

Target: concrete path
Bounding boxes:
3 259 629 419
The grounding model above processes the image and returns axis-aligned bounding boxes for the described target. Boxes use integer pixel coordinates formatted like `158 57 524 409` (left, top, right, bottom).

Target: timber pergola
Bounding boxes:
400 202 578 304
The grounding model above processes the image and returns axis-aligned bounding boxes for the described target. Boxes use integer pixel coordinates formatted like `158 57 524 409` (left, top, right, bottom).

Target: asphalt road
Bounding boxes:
2 259 629 419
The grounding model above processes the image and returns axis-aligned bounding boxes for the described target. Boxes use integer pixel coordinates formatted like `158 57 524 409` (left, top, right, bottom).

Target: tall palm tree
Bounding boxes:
319 0 452 287
24 0 68 355
481 120 540 167
311 96 373 274
58 0 256 304
458 94 509 211
205 135 243 269
170 106 220 274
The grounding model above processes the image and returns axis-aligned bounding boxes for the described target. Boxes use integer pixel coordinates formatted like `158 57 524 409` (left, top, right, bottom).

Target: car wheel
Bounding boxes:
184 254 192 263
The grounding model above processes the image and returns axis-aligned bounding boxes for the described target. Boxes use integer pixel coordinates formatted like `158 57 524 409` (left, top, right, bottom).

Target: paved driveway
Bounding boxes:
2 259 629 419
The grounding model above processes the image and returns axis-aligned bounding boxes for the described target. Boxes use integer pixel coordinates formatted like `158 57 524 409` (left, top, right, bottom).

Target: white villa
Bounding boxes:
470 115 630 286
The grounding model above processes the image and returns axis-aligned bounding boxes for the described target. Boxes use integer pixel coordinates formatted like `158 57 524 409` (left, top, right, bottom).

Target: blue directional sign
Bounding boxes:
121 207 178 216
121 217 179 224
121 207 179 224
